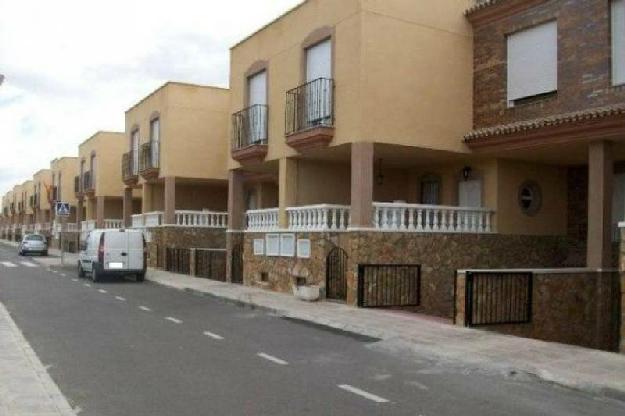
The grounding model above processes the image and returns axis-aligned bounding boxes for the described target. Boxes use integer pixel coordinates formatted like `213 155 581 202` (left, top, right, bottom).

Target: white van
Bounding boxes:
78 229 146 282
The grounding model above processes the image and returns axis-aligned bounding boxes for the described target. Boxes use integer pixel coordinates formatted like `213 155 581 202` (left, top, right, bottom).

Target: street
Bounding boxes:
0 243 624 416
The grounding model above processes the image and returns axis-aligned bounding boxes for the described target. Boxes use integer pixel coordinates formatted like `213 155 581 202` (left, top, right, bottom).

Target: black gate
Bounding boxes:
326 247 348 301
464 271 533 327
230 243 243 284
358 264 420 308
165 248 190 275
196 249 226 281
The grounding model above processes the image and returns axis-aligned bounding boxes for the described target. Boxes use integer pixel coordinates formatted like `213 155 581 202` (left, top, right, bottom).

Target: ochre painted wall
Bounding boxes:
78 131 126 197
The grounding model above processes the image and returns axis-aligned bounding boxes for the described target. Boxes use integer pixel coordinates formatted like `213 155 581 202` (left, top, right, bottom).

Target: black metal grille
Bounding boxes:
121 152 137 182
326 247 348 301
464 271 533 326
358 265 420 308
230 243 243 284
139 142 159 172
232 104 268 150
195 249 226 281
285 78 334 135
165 248 191 275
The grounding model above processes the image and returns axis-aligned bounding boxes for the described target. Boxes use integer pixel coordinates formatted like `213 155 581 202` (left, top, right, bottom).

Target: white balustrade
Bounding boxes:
66 223 78 232
286 205 350 231
372 202 495 233
104 219 123 229
131 214 145 228
174 210 228 228
145 211 163 227
246 208 279 231
81 220 96 232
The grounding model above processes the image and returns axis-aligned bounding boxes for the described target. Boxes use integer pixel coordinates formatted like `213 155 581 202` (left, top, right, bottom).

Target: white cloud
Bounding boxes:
0 0 302 194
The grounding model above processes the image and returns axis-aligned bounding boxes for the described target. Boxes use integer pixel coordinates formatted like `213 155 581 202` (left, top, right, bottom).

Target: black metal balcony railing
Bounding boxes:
285 78 334 136
74 176 80 193
51 186 58 202
232 104 268 150
83 171 93 192
122 152 137 182
139 142 159 172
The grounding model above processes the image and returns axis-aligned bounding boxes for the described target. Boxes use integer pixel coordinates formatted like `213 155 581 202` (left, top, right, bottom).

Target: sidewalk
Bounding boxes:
7 241 625 400
0 303 76 416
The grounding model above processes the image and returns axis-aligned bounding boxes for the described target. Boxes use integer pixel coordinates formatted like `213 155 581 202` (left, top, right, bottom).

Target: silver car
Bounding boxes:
18 234 48 256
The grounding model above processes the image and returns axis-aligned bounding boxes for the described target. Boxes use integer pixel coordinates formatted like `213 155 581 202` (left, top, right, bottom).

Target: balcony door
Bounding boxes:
305 39 332 125
131 130 140 174
247 71 267 144
150 118 160 168
458 179 483 208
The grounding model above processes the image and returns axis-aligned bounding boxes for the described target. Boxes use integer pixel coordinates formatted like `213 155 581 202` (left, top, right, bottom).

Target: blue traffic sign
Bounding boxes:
55 202 71 217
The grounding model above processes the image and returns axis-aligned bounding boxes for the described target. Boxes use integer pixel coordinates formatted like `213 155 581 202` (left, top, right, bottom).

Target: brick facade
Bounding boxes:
472 0 625 129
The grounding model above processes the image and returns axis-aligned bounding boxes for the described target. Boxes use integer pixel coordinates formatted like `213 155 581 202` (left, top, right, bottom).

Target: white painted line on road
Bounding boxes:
83 283 91 288
115 296 126 301
1 262 17 268
139 306 151 311
337 385 389 403
72 279 78 282
165 316 183 324
98 289 108 294
203 330 224 340
257 353 288 366
19 261 37 267
51 270 58 273
60 273 67 277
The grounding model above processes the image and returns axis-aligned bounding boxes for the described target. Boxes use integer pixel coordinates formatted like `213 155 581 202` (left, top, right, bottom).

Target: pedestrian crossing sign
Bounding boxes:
55 202 71 217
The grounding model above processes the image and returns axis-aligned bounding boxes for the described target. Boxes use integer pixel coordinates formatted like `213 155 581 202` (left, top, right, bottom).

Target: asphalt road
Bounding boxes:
0 244 624 416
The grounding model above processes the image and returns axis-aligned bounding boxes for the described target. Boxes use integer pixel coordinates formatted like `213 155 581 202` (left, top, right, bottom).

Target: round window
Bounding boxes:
518 181 542 216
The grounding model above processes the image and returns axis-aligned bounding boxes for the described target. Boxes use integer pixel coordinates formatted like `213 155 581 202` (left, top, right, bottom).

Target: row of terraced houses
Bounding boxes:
2 0 625 353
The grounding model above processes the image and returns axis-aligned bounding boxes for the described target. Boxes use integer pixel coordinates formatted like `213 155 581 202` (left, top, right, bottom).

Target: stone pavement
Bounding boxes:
7 241 625 401
0 302 76 416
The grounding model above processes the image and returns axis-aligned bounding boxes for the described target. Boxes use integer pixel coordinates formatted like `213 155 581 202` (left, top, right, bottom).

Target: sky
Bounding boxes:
0 0 302 195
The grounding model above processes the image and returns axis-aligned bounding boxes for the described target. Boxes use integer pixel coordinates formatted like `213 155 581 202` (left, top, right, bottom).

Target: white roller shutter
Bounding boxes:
458 180 483 208
248 71 267 106
306 39 332 82
612 0 625 86
247 71 267 144
507 21 558 104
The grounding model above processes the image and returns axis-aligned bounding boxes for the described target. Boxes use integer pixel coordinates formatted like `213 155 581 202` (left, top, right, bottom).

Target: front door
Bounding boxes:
458 179 483 208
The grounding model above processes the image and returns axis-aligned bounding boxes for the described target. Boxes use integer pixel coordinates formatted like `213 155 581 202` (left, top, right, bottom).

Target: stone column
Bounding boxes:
350 142 374 228
278 158 298 229
587 141 613 269
164 177 176 225
96 196 105 228
228 169 246 231
123 187 133 227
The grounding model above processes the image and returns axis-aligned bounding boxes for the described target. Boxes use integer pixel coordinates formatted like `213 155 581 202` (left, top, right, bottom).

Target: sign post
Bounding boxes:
55 202 71 266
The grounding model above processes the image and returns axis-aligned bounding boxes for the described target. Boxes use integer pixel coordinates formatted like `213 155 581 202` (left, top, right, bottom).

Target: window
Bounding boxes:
247 71 267 144
80 160 86 191
150 118 160 168
459 179 483 208
518 181 542 216
90 154 96 190
131 130 140 174
612 0 625 85
507 21 558 106
306 39 331 82
305 39 332 124
420 175 441 205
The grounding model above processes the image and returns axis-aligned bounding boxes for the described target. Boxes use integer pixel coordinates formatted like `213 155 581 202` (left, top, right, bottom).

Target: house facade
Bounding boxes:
32 169 53 237
125 82 230 275
49 157 80 250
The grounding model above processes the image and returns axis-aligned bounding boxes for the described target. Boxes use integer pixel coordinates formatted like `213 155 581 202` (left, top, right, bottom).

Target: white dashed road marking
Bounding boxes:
165 317 183 324
1 262 17 268
337 385 389 403
72 279 79 282
98 289 108 294
115 296 126 301
19 261 37 267
139 306 151 312
203 330 224 340
60 273 67 277
83 283 91 288
257 353 288 366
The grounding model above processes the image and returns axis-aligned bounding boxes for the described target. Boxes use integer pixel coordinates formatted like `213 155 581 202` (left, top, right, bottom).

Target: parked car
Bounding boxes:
78 229 146 282
18 234 48 256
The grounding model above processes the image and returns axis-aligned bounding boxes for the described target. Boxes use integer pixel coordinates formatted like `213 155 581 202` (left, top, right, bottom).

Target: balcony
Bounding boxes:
246 208 279 232
83 171 94 195
139 142 159 180
131 211 228 229
231 104 269 164
286 205 350 231
122 152 138 185
285 78 334 151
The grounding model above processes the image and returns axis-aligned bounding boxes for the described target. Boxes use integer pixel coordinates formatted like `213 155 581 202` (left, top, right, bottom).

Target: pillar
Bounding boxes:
350 142 374 228
123 187 133 227
587 140 613 269
228 170 246 231
164 177 176 225
96 196 105 228
278 158 298 228
76 198 84 224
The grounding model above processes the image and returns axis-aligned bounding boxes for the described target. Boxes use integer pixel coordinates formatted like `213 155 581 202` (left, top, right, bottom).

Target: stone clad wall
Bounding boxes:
147 227 226 268
455 270 621 351
240 231 569 318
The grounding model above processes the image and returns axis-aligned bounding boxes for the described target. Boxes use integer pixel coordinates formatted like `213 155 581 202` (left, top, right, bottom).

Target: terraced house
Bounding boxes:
32 168 53 237
124 82 230 276
49 156 80 250
225 0 625 352
75 131 128 240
